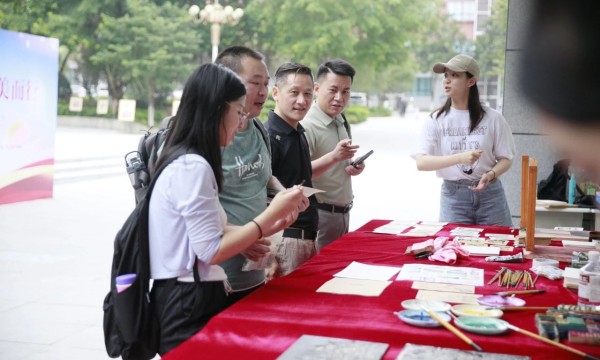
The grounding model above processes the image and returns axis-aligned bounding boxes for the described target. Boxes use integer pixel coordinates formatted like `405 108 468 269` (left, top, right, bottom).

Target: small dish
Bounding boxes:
395 310 451 328
454 316 509 335
477 295 525 308
451 304 503 318
401 299 451 312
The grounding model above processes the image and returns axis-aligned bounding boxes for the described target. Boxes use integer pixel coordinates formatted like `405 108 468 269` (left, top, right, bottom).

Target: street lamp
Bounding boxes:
189 1 244 62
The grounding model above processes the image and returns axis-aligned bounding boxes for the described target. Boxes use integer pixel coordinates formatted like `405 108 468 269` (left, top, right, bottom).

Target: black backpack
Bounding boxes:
537 159 570 202
126 117 270 203
103 147 188 359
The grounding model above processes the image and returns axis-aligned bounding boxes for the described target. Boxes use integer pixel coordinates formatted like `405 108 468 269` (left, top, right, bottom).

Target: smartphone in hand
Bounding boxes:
351 150 374 167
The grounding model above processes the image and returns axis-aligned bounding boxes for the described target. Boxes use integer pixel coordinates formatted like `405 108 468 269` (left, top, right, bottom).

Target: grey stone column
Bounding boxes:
501 0 560 226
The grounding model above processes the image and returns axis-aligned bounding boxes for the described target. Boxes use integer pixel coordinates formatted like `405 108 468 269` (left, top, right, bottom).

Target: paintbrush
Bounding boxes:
421 305 482 352
488 306 552 311
504 321 600 360
495 289 546 296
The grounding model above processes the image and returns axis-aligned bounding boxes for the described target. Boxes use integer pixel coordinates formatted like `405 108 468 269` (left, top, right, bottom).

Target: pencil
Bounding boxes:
490 306 552 311
421 306 483 352
505 321 600 360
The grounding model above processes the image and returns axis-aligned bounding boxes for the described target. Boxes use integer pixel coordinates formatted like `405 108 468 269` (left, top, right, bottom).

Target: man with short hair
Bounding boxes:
215 46 287 307
266 62 357 276
303 59 365 251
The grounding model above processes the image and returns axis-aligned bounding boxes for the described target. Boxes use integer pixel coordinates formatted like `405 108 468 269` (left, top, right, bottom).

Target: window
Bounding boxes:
447 1 476 21
411 77 432 97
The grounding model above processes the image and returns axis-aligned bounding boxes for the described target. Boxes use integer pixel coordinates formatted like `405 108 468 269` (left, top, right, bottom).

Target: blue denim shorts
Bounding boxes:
439 179 513 226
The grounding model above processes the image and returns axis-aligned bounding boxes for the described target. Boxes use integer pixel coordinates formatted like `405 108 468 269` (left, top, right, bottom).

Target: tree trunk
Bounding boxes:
105 66 126 116
147 84 155 127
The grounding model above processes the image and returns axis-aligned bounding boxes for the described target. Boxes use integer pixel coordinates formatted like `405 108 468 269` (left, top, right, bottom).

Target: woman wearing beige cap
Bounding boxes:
412 54 516 226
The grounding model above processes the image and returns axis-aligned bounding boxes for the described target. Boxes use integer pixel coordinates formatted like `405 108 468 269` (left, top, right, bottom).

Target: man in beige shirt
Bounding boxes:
303 59 366 251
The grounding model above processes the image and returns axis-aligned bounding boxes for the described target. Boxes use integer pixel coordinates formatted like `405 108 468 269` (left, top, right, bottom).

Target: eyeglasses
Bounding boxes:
226 102 249 124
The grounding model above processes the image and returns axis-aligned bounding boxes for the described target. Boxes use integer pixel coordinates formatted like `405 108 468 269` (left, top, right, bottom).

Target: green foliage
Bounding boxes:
344 105 369 124
239 0 425 69
91 0 202 125
1 0 482 126
258 99 276 123
411 0 472 74
58 98 113 118
475 0 508 78
368 106 392 117
58 98 170 124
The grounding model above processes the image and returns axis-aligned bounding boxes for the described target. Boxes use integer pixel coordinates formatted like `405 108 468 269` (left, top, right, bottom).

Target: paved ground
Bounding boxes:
0 112 441 359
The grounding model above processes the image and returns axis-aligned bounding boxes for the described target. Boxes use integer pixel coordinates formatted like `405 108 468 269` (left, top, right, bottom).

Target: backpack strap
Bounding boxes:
252 118 271 154
340 113 352 139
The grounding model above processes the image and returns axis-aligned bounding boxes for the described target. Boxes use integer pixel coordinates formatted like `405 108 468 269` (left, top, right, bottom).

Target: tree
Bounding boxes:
260 0 419 67
91 0 203 125
410 0 471 99
475 0 508 79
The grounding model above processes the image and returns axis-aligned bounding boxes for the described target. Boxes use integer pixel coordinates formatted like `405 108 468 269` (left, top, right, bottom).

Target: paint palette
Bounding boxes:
451 304 503 318
477 295 525 308
401 299 451 312
395 310 451 328
454 316 509 335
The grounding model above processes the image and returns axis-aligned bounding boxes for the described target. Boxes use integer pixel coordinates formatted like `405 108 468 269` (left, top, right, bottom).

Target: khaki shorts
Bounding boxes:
241 231 317 277
272 232 317 276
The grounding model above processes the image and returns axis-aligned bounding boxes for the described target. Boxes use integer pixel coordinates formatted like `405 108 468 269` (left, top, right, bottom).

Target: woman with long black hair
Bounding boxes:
413 54 515 226
148 63 308 354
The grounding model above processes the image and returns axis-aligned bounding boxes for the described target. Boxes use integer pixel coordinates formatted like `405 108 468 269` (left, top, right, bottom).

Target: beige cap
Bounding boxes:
433 54 480 79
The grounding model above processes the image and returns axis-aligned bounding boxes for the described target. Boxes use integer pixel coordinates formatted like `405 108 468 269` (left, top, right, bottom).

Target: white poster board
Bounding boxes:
96 98 109 115
117 99 136 122
68 96 83 112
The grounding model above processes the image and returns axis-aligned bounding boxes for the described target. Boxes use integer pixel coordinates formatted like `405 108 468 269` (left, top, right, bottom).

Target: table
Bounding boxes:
164 220 600 360
536 206 600 231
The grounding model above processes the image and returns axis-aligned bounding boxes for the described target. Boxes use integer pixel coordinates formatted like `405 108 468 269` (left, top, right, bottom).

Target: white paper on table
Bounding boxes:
562 240 595 248
316 277 392 297
301 186 325 197
333 261 402 281
411 281 475 294
416 289 481 304
486 233 517 240
387 220 420 227
419 221 448 226
463 245 500 256
373 224 414 235
452 227 485 232
396 264 484 286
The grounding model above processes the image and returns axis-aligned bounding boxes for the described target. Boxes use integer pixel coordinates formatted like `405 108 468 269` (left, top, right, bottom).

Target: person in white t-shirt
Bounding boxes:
413 54 516 226
148 63 308 355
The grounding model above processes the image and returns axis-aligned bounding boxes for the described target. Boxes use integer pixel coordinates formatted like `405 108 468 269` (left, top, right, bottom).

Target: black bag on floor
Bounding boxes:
537 159 570 202
103 148 188 359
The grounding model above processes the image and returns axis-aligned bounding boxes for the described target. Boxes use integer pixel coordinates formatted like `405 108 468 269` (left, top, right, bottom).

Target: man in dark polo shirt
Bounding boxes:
265 62 319 277
265 62 359 278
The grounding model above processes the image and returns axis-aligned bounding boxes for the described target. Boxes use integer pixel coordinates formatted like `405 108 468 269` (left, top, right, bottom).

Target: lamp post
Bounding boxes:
189 1 244 62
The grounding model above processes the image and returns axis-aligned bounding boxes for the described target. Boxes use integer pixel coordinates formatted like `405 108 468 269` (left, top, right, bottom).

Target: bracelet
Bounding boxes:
488 169 496 180
250 219 263 239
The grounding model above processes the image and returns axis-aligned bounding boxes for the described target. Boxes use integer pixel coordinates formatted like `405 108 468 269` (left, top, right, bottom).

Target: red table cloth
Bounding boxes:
164 220 600 359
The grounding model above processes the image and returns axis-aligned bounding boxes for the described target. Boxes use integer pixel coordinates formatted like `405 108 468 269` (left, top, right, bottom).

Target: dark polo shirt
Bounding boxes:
265 110 318 232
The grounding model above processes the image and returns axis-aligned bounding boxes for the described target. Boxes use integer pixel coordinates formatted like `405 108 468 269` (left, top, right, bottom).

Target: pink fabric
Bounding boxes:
428 236 470 264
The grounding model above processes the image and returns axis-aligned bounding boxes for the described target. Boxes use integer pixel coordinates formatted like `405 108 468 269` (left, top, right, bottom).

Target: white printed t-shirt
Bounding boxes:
413 106 515 181
149 154 227 281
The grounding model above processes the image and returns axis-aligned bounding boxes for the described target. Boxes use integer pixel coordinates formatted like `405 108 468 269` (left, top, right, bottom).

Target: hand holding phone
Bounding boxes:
351 150 374 168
